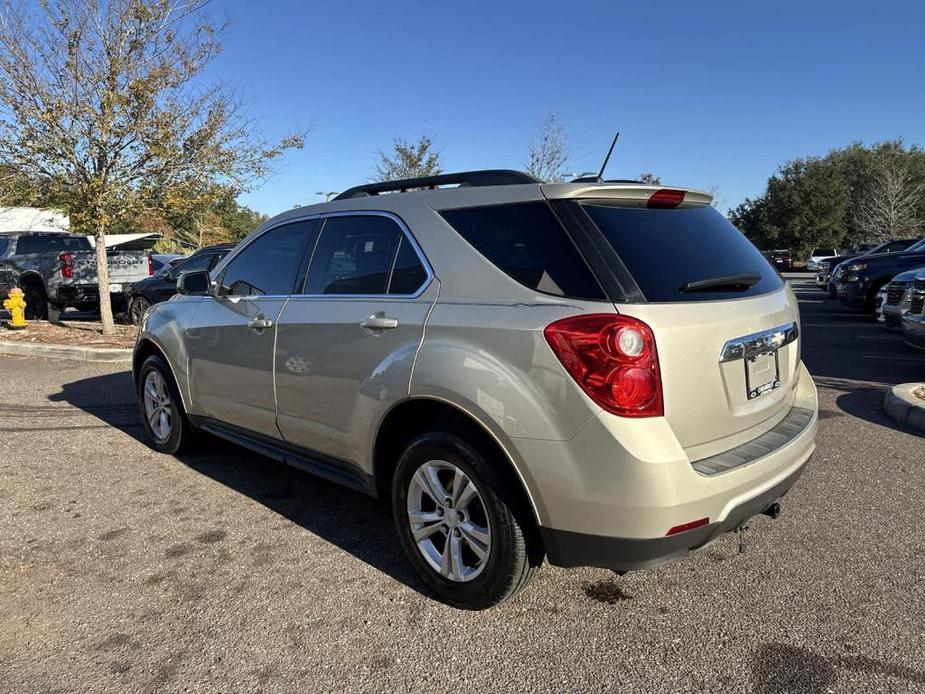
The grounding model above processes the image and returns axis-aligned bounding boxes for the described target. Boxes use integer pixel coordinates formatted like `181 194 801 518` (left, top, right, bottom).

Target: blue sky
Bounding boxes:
210 0 925 215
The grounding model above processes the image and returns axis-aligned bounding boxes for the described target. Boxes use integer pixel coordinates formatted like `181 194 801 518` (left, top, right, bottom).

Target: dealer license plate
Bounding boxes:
746 352 780 400
108 283 124 293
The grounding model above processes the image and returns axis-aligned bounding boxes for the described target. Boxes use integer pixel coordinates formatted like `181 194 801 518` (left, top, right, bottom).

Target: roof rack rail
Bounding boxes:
333 169 541 201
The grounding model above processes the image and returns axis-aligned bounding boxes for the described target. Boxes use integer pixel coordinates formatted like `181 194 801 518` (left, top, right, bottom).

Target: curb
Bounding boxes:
0 340 132 363
883 383 925 433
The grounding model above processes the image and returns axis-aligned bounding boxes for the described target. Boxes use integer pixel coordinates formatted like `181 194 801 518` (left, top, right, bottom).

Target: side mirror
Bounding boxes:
177 270 211 296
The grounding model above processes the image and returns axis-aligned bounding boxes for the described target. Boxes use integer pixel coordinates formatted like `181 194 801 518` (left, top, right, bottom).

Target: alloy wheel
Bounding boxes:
406 460 492 582
142 370 173 442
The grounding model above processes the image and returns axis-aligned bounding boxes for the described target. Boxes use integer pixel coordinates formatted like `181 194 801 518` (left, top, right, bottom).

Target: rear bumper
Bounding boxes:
513 362 818 570
542 461 805 571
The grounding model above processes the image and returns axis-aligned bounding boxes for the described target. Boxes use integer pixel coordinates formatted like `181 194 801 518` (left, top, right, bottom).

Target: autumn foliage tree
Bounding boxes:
0 0 303 333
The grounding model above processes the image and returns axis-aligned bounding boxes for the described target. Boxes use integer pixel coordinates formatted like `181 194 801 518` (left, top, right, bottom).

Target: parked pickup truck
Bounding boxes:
0 231 152 319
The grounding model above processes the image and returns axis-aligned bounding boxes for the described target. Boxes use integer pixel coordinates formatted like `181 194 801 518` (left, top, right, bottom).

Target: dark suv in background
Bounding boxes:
836 237 925 310
125 243 234 324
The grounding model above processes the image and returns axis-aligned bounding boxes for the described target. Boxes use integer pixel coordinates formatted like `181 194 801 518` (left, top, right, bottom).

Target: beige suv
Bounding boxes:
133 170 818 609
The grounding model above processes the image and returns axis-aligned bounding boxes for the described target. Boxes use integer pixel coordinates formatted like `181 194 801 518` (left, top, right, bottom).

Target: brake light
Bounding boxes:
147 253 154 276
543 314 663 417
59 252 73 278
647 188 685 209
666 517 709 536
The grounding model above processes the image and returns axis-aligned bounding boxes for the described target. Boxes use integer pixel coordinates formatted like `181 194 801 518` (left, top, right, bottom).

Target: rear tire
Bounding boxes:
391 432 541 610
137 355 196 455
21 283 49 320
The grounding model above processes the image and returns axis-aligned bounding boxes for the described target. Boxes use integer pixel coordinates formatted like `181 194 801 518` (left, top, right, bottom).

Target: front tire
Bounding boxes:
137 355 195 454
392 432 541 609
128 296 152 325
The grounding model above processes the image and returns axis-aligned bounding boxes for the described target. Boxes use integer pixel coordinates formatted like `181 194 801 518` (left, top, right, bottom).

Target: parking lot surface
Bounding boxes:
1 275 923 693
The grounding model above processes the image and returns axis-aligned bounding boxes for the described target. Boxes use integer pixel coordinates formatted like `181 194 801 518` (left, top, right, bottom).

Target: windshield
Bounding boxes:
812 249 836 257
905 238 925 253
581 204 783 302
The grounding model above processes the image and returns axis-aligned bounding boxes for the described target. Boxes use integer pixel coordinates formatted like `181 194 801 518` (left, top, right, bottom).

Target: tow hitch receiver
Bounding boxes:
763 502 782 519
737 502 782 554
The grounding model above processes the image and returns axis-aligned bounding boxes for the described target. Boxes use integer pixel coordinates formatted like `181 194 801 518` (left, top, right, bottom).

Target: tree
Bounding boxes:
729 140 925 258
526 113 568 183
0 0 303 333
854 162 924 241
375 136 441 181
639 172 661 185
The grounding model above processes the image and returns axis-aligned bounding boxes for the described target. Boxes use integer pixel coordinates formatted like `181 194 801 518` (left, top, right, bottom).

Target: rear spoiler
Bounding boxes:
541 183 713 209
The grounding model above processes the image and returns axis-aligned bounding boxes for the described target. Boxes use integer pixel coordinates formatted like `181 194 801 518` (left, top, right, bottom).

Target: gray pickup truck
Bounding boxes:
0 231 151 319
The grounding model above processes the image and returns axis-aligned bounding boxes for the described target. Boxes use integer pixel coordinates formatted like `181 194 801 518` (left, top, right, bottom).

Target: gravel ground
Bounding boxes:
0 275 923 693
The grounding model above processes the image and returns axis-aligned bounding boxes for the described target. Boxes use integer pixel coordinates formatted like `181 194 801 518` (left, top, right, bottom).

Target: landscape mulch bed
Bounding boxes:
0 320 137 349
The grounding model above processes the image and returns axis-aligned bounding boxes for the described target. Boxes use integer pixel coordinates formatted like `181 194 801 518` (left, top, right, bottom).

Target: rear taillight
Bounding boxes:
59 252 73 278
543 314 663 417
147 253 154 276
646 188 685 209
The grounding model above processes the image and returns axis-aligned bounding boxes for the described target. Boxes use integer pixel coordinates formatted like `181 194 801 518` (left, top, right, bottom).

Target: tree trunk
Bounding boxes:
95 229 115 335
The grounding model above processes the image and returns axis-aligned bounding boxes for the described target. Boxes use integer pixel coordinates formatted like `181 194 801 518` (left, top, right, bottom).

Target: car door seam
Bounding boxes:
272 296 291 441
408 279 441 397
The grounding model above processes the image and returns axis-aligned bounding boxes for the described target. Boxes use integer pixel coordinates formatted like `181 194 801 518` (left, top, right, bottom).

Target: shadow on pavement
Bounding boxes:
751 643 925 694
50 370 429 600
812 375 923 437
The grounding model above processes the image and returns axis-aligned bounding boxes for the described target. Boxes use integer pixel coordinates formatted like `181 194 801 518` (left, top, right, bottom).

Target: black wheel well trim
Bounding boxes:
371 395 543 526
132 337 191 413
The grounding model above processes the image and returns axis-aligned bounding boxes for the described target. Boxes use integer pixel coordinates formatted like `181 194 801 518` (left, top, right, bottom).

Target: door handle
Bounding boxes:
360 313 399 331
248 316 273 331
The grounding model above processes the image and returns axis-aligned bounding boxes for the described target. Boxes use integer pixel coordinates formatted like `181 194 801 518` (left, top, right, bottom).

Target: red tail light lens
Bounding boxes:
647 188 685 209
544 314 663 417
59 252 73 278
666 517 709 536
147 253 154 276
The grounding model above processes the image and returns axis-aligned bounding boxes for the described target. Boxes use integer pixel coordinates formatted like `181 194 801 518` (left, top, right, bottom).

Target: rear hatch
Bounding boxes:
544 184 802 458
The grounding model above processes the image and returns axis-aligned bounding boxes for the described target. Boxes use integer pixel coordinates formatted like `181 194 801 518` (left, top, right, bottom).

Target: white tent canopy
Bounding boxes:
0 206 69 232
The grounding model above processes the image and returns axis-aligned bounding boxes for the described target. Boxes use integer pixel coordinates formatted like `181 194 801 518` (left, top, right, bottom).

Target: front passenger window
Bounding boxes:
218 221 316 297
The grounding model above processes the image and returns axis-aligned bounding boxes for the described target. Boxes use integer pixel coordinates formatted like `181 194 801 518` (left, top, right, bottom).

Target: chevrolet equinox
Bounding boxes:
133 170 818 609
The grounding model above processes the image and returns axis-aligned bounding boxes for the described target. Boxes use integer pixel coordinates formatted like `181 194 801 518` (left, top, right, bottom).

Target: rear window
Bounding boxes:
15 234 91 254
812 249 836 257
439 202 605 300
582 204 783 303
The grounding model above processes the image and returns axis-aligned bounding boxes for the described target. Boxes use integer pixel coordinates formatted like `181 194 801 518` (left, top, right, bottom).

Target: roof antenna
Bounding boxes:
573 133 620 183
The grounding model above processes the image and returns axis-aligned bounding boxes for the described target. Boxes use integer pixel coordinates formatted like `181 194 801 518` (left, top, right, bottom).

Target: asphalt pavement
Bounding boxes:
0 275 923 693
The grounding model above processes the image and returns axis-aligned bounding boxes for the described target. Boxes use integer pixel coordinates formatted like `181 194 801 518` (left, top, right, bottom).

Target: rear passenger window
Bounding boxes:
15 235 92 254
439 202 605 300
305 216 402 295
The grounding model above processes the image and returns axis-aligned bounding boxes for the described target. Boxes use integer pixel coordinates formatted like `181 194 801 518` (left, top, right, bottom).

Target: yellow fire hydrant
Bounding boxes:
3 287 27 329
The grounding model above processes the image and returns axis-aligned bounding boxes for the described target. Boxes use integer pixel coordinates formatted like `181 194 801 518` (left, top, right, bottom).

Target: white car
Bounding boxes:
806 248 839 272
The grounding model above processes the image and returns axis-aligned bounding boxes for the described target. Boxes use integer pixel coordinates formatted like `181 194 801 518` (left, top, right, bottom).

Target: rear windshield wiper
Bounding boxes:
680 273 761 293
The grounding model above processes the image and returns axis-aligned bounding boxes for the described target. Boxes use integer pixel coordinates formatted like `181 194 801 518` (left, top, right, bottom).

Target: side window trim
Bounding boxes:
296 210 433 299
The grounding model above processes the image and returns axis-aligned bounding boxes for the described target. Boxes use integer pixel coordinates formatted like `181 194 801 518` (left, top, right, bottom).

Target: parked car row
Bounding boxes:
811 236 925 352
